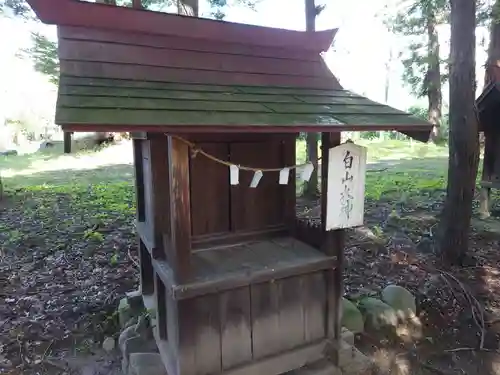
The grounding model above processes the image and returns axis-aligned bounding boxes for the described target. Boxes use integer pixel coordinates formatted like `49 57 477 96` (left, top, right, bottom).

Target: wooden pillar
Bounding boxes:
63 131 72 154
132 0 142 8
320 132 345 366
166 136 192 283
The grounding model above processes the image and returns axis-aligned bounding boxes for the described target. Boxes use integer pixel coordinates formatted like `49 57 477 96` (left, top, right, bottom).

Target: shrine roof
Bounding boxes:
27 0 432 142
58 76 431 141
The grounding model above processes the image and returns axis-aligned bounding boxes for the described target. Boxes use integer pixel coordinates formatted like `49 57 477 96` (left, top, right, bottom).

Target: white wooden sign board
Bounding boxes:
326 142 367 230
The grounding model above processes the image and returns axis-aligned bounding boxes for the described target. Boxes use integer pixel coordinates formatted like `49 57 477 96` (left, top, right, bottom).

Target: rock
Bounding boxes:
119 325 140 353
338 341 373 375
341 297 364 333
341 327 355 346
118 297 133 329
381 285 417 317
288 359 342 375
128 353 167 375
102 336 115 352
357 297 397 330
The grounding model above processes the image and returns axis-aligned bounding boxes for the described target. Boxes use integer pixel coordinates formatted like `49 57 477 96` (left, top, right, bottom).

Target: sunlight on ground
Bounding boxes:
2 142 133 179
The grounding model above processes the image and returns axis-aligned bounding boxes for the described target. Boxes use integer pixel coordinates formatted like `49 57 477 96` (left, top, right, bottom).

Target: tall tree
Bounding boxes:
439 0 478 265
302 0 325 198
387 0 449 142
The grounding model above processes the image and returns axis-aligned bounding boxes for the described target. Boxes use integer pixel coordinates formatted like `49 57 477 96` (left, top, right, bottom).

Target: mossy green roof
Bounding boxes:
56 76 431 140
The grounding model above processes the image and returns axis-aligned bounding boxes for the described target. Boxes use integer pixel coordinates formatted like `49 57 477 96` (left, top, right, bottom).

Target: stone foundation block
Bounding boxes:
338 341 373 375
129 353 167 375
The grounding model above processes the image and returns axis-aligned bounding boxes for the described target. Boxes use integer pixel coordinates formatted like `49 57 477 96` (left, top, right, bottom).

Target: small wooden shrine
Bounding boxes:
27 1 432 374
477 80 500 216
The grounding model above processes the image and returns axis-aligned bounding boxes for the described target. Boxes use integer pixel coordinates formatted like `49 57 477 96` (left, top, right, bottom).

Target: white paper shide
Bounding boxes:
326 142 367 230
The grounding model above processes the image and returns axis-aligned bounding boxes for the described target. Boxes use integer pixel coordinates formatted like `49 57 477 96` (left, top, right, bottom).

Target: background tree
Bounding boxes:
302 0 325 198
6 0 261 84
387 0 449 142
439 0 478 265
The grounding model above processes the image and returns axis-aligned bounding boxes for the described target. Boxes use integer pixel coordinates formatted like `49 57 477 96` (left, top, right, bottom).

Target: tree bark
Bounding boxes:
424 3 442 142
177 0 199 16
303 0 319 197
439 0 479 265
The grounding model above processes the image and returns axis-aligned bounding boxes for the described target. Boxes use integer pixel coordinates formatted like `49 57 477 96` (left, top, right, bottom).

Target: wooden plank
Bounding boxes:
54 108 344 127
250 281 281 359
59 26 320 62
190 143 231 237
148 135 172 259
59 85 303 104
278 276 306 351
133 139 146 222
59 76 348 97
35 1 336 52
265 103 406 115
222 340 326 375
219 287 253 370
283 135 297 230
139 238 154 295
167 135 192 283
141 141 154 238
155 274 168 340
229 141 285 232
58 95 273 112
178 295 222 375
59 60 338 89
302 272 326 342
58 39 331 77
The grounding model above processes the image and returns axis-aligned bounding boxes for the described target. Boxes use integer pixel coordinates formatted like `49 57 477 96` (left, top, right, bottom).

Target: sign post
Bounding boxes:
326 142 367 230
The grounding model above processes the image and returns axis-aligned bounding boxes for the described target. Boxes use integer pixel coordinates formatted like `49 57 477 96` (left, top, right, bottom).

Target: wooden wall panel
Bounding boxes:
250 273 326 360
178 294 222 375
58 39 330 78
59 26 320 62
229 141 285 232
190 143 230 237
219 287 253 370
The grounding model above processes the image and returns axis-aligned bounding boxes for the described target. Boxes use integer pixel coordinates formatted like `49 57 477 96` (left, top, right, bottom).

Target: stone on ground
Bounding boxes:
102 336 115 352
381 285 417 317
357 297 397 330
341 297 364 334
128 353 167 375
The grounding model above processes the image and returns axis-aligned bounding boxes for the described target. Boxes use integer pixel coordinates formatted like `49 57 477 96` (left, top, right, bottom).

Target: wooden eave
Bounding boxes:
26 0 334 52
27 0 433 142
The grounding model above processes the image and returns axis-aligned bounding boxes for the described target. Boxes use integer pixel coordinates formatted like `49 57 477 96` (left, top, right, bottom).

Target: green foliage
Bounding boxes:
386 0 449 97
20 32 59 84
6 0 262 81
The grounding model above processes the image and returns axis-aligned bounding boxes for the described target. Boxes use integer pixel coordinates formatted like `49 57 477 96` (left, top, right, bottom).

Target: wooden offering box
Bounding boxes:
25 0 432 374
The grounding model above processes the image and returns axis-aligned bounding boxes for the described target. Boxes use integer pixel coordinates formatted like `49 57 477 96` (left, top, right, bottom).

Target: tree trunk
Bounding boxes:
177 0 199 16
303 0 319 197
439 0 478 265
425 5 442 142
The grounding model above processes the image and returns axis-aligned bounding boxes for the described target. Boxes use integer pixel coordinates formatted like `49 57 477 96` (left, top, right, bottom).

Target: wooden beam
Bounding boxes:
166 135 192 283
320 132 345 367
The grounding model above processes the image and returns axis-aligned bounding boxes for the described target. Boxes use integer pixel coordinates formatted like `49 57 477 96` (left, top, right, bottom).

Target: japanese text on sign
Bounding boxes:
326 143 367 230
